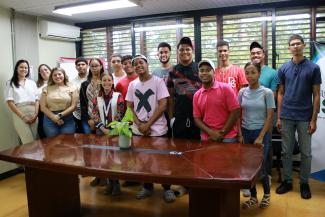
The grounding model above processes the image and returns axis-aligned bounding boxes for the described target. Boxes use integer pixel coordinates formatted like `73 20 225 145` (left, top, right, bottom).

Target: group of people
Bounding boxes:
4 34 321 207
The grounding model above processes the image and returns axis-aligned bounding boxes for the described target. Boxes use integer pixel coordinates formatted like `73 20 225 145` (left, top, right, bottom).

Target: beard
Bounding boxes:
159 57 170 64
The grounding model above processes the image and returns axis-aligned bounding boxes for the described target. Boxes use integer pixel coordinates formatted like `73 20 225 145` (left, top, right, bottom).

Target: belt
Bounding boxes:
15 102 36 107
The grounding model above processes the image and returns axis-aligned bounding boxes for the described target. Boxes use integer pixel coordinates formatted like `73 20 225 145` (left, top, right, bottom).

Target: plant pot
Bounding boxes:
118 134 131 149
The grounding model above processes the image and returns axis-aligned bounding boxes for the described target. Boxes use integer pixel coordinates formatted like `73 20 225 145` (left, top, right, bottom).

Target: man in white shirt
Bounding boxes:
71 57 88 133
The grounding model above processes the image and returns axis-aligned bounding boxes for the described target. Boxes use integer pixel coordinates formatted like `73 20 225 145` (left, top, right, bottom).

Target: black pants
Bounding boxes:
172 117 200 140
74 116 84 134
37 112 46 139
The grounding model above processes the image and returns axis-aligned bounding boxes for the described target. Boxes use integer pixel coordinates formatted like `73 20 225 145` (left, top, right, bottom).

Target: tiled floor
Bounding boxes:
0 170 324 217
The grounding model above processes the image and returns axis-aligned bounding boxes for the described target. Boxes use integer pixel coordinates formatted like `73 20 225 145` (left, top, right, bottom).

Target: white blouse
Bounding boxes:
4 79 39 104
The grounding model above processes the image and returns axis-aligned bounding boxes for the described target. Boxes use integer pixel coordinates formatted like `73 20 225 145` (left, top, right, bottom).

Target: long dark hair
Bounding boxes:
10 59 30 88
87 58 105 81
37 64 51 88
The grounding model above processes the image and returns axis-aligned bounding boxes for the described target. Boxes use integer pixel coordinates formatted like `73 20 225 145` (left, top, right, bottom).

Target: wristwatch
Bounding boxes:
220 129 226 136
58 113 63 119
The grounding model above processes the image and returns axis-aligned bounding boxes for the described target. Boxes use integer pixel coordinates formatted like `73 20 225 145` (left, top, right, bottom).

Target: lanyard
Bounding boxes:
102 99 112 126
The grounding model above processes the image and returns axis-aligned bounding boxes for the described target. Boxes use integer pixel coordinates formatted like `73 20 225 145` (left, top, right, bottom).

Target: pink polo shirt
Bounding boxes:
193 81 240 141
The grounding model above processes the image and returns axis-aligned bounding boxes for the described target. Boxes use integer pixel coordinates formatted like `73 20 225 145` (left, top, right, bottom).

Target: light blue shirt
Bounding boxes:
239 86 275 130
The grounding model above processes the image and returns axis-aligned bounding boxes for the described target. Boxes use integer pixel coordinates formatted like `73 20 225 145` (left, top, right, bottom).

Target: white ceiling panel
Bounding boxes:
0 0 296 24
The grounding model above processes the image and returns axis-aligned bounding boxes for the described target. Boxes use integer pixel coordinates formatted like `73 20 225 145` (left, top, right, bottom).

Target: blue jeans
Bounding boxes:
280 119 311 184
242 128 270 196
222 137 238 143
43 112 75 137
82 120 93 134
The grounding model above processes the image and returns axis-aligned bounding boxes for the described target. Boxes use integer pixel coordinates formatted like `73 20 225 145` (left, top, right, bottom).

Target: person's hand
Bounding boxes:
237 135 244 144
254 136 263 146
308 120 317 134
88 119 95 130
276 118 281 132
208 130 224 142
101 127 110 135
22 115 31 124
29 113 38 124
138 122 151 136
57 119 64 126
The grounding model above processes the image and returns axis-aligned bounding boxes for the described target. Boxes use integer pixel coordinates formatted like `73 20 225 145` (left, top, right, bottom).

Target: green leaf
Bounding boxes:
122 107 134 122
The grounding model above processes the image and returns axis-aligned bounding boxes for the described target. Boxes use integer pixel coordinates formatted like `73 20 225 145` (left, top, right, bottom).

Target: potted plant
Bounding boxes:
108 107 134 149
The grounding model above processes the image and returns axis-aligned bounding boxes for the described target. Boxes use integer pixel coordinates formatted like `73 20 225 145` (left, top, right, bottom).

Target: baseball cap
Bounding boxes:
131 54 147 66
198 59 215 69
177 36 193 49
250 41 264 51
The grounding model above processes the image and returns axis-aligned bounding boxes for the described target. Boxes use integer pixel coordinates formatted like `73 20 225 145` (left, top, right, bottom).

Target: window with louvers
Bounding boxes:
201 16 217 65
134 18 194 71
222 12 272 68
109 24 132 57
317 7 325 43
275 9 311 69
81 28 107 67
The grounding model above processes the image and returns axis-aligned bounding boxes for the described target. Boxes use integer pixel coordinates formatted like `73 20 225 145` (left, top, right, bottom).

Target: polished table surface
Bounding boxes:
0 134 263 217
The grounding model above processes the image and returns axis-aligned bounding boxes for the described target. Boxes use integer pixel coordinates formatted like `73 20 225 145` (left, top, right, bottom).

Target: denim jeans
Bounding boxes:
280 119 311 184
242 127 270 196
43 112 75 137
82 120 93 134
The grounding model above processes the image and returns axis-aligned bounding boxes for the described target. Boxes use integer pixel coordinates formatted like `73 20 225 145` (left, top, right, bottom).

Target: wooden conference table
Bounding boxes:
0 134 262 217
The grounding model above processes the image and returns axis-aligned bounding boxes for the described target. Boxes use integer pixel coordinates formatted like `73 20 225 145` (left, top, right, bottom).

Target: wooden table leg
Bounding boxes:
189 187 239 217
25 167 81 217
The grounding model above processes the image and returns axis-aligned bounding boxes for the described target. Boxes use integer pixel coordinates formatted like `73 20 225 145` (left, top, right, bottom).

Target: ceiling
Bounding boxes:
0 0 294 24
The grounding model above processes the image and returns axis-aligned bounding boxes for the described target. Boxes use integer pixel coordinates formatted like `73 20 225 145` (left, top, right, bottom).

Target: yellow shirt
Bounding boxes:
43 84 76 111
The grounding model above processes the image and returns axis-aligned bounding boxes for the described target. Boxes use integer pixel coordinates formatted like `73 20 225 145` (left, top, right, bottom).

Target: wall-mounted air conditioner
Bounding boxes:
39 20 80 41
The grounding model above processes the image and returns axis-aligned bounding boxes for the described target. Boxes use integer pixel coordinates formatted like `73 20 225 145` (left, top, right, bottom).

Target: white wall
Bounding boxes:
0 7 20 173
38 37 76 69
0 8 77 174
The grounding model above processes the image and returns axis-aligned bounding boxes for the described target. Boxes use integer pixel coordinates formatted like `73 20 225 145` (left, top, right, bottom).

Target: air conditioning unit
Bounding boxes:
39 20 80 41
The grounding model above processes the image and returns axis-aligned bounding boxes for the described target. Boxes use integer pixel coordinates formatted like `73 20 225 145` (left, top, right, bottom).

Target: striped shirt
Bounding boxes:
214 64 248 94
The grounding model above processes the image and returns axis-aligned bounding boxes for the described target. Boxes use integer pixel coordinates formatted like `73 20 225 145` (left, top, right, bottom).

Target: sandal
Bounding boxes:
242 197 258 209
259 194 270 208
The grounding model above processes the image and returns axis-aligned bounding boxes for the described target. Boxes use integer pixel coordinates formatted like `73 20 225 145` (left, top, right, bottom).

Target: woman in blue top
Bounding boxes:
239 62 275 209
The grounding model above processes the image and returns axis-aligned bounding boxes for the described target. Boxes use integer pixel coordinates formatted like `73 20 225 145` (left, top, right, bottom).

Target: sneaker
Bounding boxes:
276 180 293 194
300 183 312 199
242 197 258 209
163 189 176 203
259 194 270 208
173 185 188 197
136 188 153 199
242 189 251 197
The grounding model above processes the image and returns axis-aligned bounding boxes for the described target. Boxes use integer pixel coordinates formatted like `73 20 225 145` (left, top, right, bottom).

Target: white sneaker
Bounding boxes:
242 189 251 197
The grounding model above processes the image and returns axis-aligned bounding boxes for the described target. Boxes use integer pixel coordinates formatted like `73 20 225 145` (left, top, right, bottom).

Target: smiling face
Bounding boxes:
157 47 171 64
17 62 29 79
101 74 113 92
39 65 50 81
133 58 149 76
250 47 265 66
52 69 65 85
199 64 214 85
122 58 134 75
244 64 260 87
178 44 193 65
